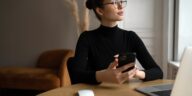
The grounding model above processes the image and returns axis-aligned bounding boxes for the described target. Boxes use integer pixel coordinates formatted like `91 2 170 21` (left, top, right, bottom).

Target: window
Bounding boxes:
174 0 192 61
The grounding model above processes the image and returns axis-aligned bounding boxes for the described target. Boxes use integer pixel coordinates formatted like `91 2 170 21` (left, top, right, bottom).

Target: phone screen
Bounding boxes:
118 52 136 72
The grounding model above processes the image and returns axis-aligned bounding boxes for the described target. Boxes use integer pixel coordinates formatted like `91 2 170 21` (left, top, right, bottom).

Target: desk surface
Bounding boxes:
38 79 173 96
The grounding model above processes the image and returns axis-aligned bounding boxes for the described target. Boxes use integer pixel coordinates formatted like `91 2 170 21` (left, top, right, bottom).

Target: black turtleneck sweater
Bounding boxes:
68 25 163 84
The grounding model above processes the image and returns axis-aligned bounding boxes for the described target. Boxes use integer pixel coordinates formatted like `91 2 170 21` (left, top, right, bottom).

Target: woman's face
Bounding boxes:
99 0 127 23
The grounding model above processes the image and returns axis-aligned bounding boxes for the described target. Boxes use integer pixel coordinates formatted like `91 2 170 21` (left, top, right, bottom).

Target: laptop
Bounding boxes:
135 47 192 96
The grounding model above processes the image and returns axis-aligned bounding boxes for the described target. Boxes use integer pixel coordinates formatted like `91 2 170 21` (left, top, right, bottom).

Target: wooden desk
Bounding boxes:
37 79 173 96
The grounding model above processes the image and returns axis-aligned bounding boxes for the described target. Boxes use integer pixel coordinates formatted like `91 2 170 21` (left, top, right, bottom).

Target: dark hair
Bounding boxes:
86 0 104 21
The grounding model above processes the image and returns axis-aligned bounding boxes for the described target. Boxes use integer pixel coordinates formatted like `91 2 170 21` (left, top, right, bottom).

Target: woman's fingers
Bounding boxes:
100 67 137 84
120 68 137 82
108 61 118 69
106 54 138 84
108 54 119 69
116 63 135 72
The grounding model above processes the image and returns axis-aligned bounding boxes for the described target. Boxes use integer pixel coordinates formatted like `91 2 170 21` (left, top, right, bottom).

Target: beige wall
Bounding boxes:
0 0 84 67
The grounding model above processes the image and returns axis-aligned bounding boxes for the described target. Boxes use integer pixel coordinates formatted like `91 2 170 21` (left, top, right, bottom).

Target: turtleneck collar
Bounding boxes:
97 25 120 36
99 24 118 31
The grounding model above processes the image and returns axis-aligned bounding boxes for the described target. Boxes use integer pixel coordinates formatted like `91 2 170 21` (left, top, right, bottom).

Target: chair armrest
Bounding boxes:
59 49 74 87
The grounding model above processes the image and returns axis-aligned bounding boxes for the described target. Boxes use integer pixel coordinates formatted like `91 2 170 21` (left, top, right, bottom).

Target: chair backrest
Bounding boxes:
36 49 71 70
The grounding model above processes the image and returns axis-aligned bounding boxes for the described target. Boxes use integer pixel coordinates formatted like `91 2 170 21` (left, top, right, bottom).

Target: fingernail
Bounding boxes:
114 54 119 58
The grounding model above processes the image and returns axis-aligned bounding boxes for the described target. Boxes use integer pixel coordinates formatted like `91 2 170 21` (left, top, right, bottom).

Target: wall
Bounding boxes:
0 0 82 67
123 0 163 70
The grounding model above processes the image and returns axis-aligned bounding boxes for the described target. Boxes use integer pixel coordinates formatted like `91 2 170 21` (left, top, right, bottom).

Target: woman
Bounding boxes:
68 0 163 84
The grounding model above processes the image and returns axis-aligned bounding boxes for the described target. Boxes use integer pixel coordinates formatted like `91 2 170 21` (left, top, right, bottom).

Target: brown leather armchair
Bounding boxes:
0 49 74 91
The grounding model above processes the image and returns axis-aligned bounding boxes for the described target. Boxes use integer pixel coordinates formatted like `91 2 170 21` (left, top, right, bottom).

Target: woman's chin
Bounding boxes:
117 16 124 20
117 18 124 21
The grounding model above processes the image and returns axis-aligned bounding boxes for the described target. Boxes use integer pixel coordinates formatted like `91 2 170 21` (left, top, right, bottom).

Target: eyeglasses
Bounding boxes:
102 0 127 8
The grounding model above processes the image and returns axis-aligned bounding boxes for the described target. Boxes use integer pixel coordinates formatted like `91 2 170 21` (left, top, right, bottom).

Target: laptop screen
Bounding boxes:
135 47 192 96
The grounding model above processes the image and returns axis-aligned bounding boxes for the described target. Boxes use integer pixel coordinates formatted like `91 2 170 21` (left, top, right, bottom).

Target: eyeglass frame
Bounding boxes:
102 0 127 8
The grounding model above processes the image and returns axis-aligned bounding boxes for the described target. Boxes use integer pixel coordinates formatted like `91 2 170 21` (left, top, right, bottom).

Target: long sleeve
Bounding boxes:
131 32 163 81
68 32 99 84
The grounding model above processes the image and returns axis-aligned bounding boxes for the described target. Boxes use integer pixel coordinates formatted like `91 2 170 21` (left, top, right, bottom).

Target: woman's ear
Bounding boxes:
96 7 104 16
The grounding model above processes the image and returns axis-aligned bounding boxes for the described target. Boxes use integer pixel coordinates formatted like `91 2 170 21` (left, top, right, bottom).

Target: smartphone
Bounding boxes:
118 52 136 72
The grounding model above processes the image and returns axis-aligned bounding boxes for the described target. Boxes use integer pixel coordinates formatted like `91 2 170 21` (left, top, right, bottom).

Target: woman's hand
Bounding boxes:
96 58 136 84
134 69 145 79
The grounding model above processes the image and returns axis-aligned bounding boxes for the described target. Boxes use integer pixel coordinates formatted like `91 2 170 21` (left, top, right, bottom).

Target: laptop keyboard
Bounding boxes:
152 90 172 96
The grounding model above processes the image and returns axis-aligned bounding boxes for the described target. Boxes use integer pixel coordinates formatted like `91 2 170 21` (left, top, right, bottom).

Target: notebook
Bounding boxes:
135 47 192 96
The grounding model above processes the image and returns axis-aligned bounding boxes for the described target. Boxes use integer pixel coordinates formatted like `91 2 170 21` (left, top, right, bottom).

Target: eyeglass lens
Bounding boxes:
113 0 127 8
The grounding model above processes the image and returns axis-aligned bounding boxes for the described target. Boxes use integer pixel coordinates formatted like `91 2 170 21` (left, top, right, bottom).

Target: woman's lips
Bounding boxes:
117 11 124 16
